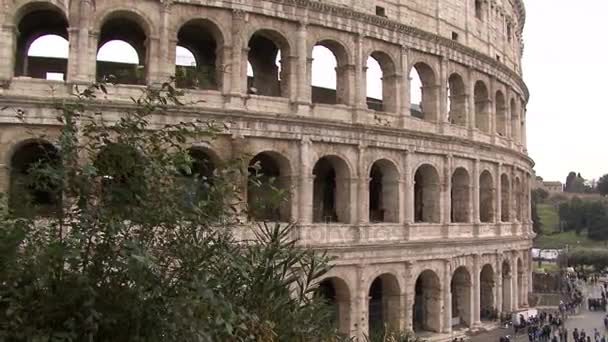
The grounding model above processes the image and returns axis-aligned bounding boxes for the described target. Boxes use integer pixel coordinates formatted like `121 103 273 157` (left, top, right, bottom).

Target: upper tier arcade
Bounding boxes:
0 0 530 156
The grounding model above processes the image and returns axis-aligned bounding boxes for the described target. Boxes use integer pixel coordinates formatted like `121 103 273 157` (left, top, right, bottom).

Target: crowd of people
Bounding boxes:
497 273 608 342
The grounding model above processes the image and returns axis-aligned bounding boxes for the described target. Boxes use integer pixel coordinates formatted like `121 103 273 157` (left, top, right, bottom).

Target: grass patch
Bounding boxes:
537 203 560 233
534 230 608 249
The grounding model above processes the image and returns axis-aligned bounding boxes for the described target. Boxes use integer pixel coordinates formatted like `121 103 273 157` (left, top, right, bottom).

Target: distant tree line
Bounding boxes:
558 197 608 240
564 171 608 196
558 249 608 273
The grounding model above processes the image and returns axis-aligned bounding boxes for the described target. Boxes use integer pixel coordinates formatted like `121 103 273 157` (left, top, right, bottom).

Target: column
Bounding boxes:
404 262 415 332
400 46 411 126
496 163 502 224
298 137 313 224
357 145 369 224
228 10 246 101
295 22 310 106
512 254 519 311
473 159 480 224
472 254 482 326
439 56 449 125
467 67 476 134
495 257 503 314
488 77 496 137
353 264 367 340
353 33 366 123
403 151 414 227
442 260 452 333
521 108 528 151
0 21 14 81
442 155 452 225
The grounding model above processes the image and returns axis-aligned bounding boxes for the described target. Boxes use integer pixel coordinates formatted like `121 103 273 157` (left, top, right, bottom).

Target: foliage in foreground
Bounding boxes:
0 82 339 341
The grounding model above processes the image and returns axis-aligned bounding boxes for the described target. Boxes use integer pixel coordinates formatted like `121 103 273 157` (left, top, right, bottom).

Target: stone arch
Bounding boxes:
312 155 351 223
369 159 400 223
12 2 68 79
502 259 512 313
474 81 490 133
175 18 225 90
96 11 151 85
495 90 507 136
414 164 440 223
517 257 525 308
311 39 350 105
9 140 61 217
366 51 397 113
247 151 292 222
514 177 522 221
448 73 467 126
479 170 494 223
410 62 438 121
451 167 470 223
510 98 520 143
317 277 351 335
247 29 291 97
501 174 510 222
368 273 401 335
414 269 442 333
451 266 472 328
480 264 495 320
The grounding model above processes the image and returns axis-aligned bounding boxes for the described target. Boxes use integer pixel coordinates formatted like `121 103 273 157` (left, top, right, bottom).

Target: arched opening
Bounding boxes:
451 168 470 223
515 177 522 222
178 148 217 208
366 52 397 113
247 30 290 97
410 63 437 121
9 141 61 217
94 143 145 212
474 81 490 133
368 274 401 335
414 164 440 223
96 15 148 85
369 159 399 223
448 73 466 126
510 98 520 144
317 277 351 335
311 41 349 105
501 174 510 222
480 264 495 321
451 266 472 328
479 170 494 223
414 270 441 333
14 5 69 80
247 152 291 222
495 91 507 136
312 156 351 223
175 19 222 90
502 260 512 313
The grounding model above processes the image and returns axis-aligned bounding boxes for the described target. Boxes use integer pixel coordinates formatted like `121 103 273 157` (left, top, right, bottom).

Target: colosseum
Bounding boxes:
0 0 533 339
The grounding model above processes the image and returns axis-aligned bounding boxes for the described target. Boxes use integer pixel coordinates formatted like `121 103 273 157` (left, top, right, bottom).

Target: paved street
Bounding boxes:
467 283 608 342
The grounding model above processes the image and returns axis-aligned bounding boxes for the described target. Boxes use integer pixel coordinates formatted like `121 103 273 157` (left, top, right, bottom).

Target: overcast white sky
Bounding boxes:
29 1 606 183
524 0 608 183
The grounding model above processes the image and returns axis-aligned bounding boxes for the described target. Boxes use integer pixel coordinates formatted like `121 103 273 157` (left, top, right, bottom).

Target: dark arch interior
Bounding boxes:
414 165 440 223
14 7 69 79
248 32 285 97
317 278 350 335
9 142 61 216
176 20 219 89
451 168 470 223
179 148 216 208
448 74 466 126
247 152 290 222
480 265 495 320
479 171 494 223
96 16 147 84
414 270 441 333
312 156 349 223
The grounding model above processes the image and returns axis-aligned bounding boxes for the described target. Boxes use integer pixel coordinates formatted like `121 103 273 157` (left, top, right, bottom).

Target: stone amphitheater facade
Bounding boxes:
0 0 533 339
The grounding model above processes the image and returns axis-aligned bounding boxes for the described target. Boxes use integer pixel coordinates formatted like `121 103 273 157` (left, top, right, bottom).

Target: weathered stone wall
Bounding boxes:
0 0 533 339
